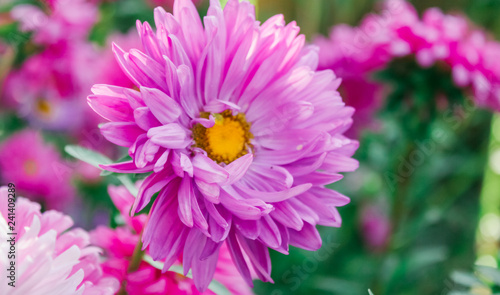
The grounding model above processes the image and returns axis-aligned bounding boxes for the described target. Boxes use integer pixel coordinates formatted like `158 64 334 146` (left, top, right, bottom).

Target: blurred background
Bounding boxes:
1 0 500 294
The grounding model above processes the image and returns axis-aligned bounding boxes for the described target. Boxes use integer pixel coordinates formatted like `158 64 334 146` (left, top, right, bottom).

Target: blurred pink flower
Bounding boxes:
0 130 75 210
11 0 97 45
315 0 500 131
90 183 253 295
147 0 202 9
96 30 143 89
3 42 101 132
360 204 391 251
0 189 120 294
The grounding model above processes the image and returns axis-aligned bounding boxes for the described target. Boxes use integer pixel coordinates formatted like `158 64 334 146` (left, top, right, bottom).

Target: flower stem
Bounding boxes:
117 234 144 294
128 234 144 273
389 143 415 249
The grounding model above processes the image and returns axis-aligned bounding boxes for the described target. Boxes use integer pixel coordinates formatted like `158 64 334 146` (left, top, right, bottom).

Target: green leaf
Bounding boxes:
65 145 138 197
451 271 485 287
65 145 113 168
144 255 232 295
116 175 138 198
368 289 375 295
476 266 500 286
100 155 132 176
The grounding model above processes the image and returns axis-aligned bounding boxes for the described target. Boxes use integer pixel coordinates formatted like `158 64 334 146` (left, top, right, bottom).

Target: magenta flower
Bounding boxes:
315 0 500 122
0 130 76 210
88 0 358 290
11 0 97 45
146 0 202 9
3 42 102 132
0 188 119 295
360 204 391 251
91 184 253 295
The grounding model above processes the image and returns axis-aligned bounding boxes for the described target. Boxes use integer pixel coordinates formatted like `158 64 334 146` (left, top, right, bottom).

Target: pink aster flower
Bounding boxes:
0 188 120 294
11 0 97 45
88 0 358 290
0 130 76 210
90 184 253 294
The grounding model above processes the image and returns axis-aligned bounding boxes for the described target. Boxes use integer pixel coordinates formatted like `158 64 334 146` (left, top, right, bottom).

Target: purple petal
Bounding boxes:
147 123 191 149
207 212 231 242
134 107 162 130
270 202 304 231
195 179 220 203
234 183 312 203
233 218 260 240
204 200 230 230
141 87 182 124
237 233 273 283
100 122 144 147
192 154 229 184
99 161 153 174
133 169 176 213
142 182 189 271
178 177 194 227
219 189 267 220
224 154 253 185
289 222 322 251
227 231 254 287
87 94 134 122
154 149 170 173
258 215 281 249
191 115 215 128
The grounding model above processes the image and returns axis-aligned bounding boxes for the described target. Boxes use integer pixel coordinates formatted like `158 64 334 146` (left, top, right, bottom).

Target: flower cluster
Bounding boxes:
3 0 137 134
91 183 253 294
315 0 500 134
89 0 358 290
0 187 119 295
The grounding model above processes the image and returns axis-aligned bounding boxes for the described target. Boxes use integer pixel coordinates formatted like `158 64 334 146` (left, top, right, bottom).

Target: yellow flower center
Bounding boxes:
192 110 253 164
36 99 52 117
23 160 38 176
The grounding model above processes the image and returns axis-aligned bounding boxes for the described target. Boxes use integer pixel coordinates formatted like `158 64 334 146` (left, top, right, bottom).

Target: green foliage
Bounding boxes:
449 266 500 294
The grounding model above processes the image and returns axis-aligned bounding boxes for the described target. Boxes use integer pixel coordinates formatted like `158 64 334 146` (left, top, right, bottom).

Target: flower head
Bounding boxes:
0 130 76 210
89 0 358 290
0 188 119 295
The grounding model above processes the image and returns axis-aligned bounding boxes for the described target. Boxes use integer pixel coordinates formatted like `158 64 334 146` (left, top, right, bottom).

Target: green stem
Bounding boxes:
371 144 415 295
117 233 144 295
476 115 500 259
389 143 415 249
128 236 144 273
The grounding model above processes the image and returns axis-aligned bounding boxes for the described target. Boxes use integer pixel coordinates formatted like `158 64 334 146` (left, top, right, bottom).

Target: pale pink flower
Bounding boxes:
0 188 120 295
